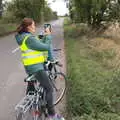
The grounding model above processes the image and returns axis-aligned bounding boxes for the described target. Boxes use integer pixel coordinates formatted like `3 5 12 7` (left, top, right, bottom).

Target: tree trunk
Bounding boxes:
0 0 2 18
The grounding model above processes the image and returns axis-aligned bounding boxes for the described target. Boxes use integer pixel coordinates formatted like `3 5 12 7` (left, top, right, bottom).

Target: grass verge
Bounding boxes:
64 18 120 120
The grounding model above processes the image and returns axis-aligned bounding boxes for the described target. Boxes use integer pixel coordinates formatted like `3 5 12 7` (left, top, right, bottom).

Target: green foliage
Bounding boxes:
0 0 58 36
108 1 120 22
44 7 58 21
72 113 120 120
64 20 120 119
0 23 16 36
7 0 42 22
0 11 17 23
64 17 72 26
5 0 57 23
68 0 120 27
64 22 90 39
0 0 3 18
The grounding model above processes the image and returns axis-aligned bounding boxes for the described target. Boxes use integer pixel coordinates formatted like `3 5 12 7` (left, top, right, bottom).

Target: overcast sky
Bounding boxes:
48 0 69 15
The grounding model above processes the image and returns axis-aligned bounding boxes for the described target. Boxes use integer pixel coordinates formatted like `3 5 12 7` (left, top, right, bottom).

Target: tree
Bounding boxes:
0 0 2 18
6 0 58 23
67 0 120 27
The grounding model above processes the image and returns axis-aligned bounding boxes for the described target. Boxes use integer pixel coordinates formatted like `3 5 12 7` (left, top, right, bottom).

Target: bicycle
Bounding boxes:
15 59 67 120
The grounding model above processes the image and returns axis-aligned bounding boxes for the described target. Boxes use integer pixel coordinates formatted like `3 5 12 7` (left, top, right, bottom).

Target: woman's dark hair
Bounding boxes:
16 18 34 34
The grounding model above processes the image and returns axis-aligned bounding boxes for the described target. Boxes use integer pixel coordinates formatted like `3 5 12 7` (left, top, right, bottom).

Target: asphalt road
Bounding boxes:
0 18 65 120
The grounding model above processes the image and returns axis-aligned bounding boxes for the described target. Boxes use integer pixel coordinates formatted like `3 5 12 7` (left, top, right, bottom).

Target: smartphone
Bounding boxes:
44 24 52 32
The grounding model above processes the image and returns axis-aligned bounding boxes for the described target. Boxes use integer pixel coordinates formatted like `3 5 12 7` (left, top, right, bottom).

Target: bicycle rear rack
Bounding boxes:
15 94 35 113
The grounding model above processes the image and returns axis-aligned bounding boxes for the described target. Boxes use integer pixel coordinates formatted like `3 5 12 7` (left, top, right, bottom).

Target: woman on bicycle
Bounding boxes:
15 17 64 120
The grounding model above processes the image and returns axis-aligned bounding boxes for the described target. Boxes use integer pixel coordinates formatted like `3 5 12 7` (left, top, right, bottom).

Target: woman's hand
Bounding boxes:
44 27 52 35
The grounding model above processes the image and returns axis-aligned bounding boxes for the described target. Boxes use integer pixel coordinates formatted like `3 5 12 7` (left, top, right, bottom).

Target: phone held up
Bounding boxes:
44 23 52 32
38 23 52 39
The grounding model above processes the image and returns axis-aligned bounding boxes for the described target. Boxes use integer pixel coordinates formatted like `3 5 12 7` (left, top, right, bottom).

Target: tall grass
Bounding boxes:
64 18 120 120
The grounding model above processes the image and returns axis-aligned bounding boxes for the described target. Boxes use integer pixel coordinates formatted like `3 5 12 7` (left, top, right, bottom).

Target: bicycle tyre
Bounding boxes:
50 72 67 105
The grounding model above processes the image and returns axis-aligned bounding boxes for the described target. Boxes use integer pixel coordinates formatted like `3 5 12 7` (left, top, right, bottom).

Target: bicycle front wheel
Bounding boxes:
51 72 67 105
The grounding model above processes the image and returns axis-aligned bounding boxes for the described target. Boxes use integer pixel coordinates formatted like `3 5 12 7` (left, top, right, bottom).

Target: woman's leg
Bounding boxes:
35 70 55 115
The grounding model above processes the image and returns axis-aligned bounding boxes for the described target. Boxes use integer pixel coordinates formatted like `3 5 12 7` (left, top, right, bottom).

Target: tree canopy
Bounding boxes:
68 0 120 27
2 0 57 23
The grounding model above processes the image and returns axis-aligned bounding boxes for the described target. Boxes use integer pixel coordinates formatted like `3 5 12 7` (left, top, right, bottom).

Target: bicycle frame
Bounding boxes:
15 79 47 118
15 60 65 120
15 94 35 114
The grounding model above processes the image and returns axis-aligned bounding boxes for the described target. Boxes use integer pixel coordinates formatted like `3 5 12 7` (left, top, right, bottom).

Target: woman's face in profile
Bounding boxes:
27 21 36 33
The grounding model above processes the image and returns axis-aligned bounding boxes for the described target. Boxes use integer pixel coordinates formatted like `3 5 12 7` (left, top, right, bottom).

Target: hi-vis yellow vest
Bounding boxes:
20 35 48 66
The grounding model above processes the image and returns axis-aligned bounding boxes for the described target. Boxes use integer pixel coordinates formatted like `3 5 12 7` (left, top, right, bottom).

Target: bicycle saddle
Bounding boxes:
24 74 36 82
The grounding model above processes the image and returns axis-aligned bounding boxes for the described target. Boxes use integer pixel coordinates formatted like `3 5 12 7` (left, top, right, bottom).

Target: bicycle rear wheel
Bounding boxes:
50 72 67 105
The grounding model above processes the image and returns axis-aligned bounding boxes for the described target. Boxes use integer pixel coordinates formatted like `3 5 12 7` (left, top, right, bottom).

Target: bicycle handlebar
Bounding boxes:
47 60 63 67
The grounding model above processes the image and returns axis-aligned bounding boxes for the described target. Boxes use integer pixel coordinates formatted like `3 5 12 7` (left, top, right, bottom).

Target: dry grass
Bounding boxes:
103 22 120 44
88 37 120 69
87 22 120 69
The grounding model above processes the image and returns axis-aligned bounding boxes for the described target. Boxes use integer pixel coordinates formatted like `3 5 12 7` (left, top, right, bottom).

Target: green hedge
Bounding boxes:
0 23 16 36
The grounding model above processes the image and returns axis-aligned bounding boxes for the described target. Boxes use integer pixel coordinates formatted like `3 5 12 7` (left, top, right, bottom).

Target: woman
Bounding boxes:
15 18 64 120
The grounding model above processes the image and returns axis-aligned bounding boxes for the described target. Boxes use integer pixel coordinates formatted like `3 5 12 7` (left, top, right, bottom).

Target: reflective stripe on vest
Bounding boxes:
20 35 47 66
